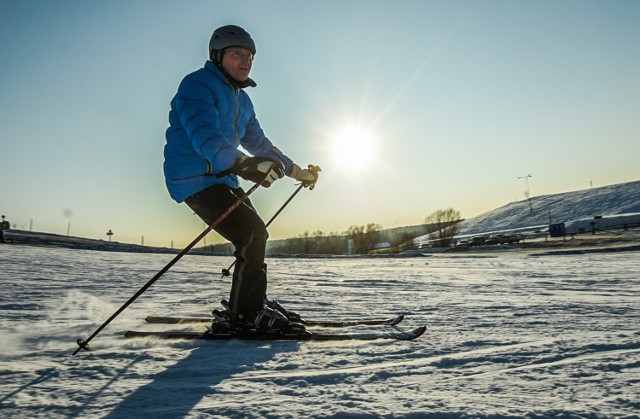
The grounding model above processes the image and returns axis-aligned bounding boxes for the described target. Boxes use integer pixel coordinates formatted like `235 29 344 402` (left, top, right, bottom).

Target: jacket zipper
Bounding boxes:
205 85 240 177
232 88 240 146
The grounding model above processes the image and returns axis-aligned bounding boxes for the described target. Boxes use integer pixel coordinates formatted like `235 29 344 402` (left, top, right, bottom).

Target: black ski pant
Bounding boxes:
185 183 268 318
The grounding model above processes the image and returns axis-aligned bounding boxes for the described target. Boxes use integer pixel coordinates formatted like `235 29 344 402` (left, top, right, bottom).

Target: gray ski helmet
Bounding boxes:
209 25 256 59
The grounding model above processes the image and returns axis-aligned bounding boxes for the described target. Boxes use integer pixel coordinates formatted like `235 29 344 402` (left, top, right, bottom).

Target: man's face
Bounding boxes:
221 47 253 82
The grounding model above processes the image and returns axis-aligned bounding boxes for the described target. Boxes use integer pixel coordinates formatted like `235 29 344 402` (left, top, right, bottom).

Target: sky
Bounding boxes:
1 0 639 248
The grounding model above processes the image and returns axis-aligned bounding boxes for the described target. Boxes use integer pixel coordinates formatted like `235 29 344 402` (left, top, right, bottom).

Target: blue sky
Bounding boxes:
1 0 639 247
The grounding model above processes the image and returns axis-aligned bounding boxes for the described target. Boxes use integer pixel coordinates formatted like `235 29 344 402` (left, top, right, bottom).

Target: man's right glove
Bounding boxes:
233 156 285 188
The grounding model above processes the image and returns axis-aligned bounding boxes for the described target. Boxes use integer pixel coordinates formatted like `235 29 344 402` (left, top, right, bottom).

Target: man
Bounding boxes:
164 25 318 332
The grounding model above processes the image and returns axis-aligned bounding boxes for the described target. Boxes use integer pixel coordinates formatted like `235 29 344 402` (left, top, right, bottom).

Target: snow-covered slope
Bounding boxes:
459 179 640 236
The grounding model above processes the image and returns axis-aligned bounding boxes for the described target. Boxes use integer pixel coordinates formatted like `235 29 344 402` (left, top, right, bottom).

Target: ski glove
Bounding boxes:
290 164 321 190
233 156 285 188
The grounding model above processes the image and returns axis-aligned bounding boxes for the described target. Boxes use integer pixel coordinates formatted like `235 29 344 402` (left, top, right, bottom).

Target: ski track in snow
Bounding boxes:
1 245 639 418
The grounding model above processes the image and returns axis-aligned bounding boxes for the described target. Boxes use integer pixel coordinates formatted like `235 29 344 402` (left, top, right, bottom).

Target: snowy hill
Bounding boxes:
458 179 640 236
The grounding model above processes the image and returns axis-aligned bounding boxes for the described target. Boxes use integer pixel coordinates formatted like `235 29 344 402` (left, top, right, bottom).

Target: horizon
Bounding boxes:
4 177 638 247
2 1 639 247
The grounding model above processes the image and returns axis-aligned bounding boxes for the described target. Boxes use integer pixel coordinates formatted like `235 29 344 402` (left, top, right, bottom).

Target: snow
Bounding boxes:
1 244 639 418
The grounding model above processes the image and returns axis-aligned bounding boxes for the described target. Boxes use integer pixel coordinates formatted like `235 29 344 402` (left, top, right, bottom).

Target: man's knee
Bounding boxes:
254 222 268 243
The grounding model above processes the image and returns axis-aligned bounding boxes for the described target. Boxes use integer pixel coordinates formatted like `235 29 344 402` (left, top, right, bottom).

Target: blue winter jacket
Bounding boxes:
164 61 293 202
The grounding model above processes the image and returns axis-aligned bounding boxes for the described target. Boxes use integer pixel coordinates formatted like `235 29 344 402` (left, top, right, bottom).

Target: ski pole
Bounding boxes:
220 184 303 277
220 165 321 277
73 180 263 356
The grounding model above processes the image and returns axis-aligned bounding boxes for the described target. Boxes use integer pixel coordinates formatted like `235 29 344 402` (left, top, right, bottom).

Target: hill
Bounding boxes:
458 179 640 236
1 230 183 254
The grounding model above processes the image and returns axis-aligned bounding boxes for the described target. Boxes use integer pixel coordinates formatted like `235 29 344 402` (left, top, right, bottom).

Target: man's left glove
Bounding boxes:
290 164 321 189
233 156 285 188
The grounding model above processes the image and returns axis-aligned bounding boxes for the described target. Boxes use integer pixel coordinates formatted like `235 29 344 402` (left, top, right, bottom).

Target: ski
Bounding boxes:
124 325 426 342
144 314 405 328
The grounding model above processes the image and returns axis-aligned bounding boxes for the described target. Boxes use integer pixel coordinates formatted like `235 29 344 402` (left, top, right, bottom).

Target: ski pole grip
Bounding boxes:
307 165 321 174
306 165 322 190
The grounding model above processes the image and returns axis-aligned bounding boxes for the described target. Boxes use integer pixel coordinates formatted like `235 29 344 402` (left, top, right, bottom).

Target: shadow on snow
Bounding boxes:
102 341 299 418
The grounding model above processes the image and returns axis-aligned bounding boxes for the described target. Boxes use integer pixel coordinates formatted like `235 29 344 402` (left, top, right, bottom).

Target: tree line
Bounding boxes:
268 224 392 255
267 207 463 255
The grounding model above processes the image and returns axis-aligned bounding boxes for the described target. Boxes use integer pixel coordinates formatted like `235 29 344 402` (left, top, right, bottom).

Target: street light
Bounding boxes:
517 174 533 213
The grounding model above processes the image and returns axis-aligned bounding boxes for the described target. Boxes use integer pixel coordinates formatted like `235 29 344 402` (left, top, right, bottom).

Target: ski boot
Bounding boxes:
236 305 306 334
264 297 305 324
208 308 233 333
216 300 306 334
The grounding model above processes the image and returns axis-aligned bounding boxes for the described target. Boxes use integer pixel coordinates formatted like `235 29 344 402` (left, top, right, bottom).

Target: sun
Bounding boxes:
330 126 376 171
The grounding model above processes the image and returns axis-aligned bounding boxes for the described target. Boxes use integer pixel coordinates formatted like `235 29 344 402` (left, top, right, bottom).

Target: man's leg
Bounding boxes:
185 184 268 318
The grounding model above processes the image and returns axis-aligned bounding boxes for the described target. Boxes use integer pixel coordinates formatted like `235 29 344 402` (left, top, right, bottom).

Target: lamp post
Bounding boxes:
518 174 533 213
203 222 207 251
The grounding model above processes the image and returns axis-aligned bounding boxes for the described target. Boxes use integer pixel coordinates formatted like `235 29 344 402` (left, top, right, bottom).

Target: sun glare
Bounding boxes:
330 126 376 171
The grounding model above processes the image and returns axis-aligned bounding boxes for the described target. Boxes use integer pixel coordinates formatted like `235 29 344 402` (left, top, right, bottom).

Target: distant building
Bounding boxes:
564 213 640 235
1 215 10 242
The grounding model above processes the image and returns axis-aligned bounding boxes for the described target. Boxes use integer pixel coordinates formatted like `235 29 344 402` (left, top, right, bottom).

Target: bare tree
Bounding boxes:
346 225 366 254
425 208 463 247
347 223 383 254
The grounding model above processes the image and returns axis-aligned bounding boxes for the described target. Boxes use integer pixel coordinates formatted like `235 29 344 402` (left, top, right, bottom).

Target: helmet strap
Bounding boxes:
210 49 223 64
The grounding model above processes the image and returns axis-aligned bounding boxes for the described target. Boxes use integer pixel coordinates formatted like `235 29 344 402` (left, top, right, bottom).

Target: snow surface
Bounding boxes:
1 244 640 418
